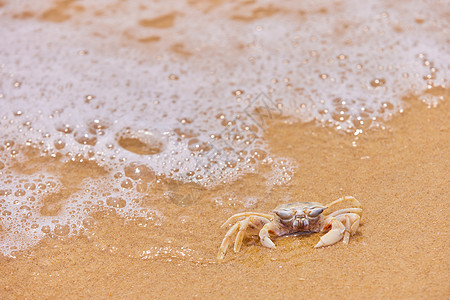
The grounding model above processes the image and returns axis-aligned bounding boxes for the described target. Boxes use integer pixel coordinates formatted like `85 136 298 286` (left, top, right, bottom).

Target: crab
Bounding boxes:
217 196 362 260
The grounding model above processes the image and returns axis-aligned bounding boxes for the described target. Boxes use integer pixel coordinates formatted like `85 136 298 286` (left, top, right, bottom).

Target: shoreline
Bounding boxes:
1 95 449 299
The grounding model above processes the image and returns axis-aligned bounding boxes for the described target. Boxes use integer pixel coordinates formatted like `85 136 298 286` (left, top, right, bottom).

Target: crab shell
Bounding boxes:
272 202 327 233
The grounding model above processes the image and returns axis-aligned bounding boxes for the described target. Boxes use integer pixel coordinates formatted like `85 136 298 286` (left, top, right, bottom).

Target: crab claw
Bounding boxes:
314 218 345 248
260 236 276 248
259 222 280 249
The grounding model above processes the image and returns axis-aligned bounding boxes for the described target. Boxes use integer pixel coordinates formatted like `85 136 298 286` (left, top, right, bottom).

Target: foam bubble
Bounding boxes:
0 171 158 256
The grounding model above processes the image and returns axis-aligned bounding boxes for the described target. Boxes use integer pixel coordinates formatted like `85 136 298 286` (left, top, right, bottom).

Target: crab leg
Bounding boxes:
234 216 271 252
342 215 351 244
217 222 240 260
234 218 251 253
315 212 361 247
327 207 362 218
333 213 361 235
325 196 362 213
329 195 362 207
350 214 360 235
220 212 273 228
217 216 271 260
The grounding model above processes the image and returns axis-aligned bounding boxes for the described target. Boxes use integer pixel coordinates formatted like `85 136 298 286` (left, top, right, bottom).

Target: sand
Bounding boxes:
1 94 449 299
1 1 449 298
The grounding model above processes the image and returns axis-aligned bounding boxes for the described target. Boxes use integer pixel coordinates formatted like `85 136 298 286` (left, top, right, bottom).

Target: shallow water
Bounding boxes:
0 0 449 298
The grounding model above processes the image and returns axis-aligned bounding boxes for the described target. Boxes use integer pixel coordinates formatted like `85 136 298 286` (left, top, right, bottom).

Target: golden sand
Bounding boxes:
1 95 448 299
1 1 449 298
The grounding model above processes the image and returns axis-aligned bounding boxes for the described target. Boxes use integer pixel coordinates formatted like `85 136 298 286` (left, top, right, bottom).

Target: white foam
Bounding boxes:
0 0 448 256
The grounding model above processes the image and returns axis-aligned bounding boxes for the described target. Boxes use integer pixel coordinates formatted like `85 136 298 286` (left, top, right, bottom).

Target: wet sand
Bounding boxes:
1 94 449 299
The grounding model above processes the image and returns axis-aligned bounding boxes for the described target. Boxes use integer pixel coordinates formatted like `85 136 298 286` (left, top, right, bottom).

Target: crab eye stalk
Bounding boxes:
308 207 326 217
274 209 293 219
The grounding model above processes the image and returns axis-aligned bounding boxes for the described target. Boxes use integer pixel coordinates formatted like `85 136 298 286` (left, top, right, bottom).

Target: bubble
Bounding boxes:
187 138 212 152
106 197 126 208
2 210 12 216
82 217 96 228
120 179 133 189
0 190 12 196
124 162 155 182
74 131 97 146
54 139 66 149
54 224 70 236
84 94 95 103
232 90 244 96
117 129 166 155
88 119 109 135
41 225 51 234
370 78 386 87
14 189 26 197
168 74 179 80
4 141 14 148
56 124 73 134
251 149 267 160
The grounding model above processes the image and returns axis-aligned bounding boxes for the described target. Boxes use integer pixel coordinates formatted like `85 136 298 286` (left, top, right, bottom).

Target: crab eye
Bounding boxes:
308 207 326 217
274 210 293 219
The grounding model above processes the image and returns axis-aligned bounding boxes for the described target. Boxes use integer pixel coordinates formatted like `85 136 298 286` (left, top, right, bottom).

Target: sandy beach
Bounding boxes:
1 94 449 299
0 1 449 299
